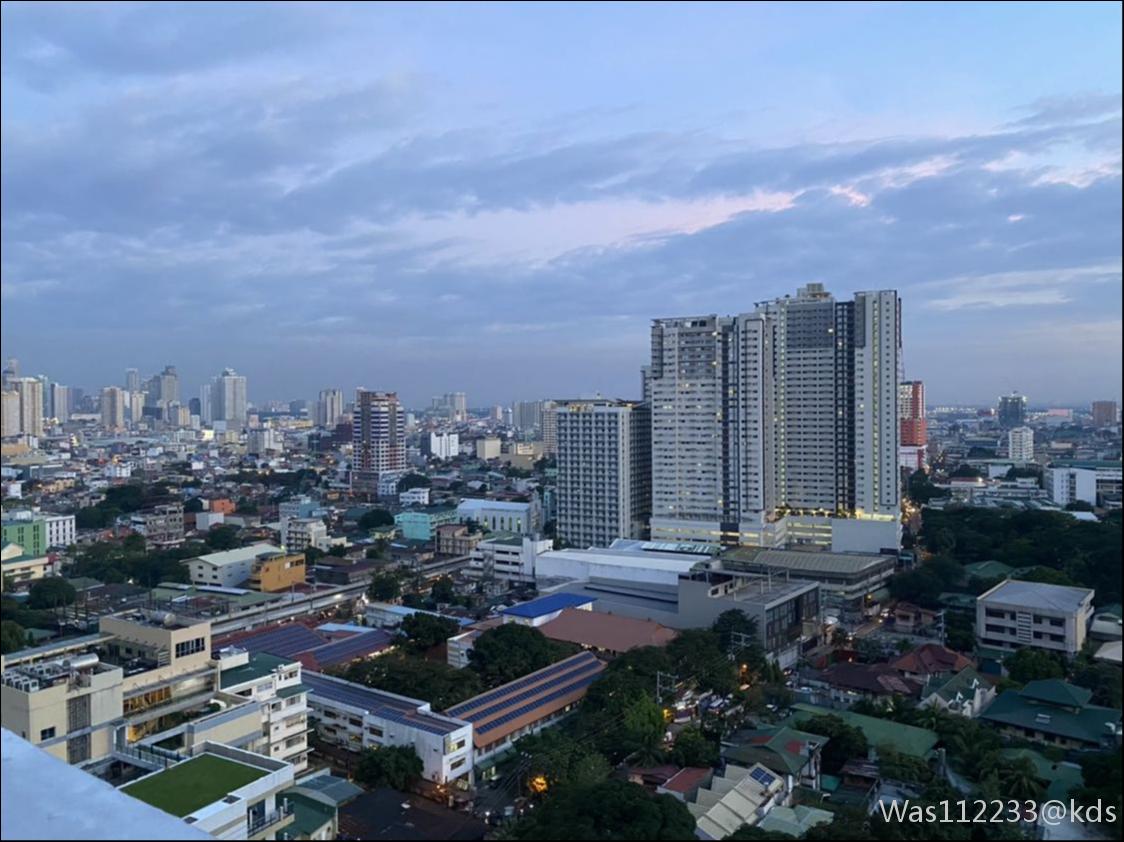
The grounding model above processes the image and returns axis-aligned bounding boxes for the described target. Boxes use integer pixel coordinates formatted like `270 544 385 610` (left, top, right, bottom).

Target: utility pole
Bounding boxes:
656 671 678 704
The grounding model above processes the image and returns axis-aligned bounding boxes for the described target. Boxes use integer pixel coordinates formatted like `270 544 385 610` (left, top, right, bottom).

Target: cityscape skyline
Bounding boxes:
2 3 1121 406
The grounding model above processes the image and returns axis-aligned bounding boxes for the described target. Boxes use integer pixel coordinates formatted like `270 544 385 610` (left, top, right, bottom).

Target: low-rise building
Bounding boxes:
248 551 306 593
456 498 540 535
303 672 472 786
188 544 289 590
919 667 995 718
393 506 458 542
466 534 551 584
444 651 605 769
131 504 185 549
121 743 297 839
282 518 328 555
1 541 56 589
976 580 1095 657
979 679 1121 751
721 726 826 792
398 487 430 507
500 593 594 627
434 524 483 557
216 649 309 772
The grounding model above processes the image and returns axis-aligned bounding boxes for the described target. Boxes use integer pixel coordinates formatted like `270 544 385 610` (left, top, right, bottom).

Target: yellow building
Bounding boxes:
1 541 54 590
248 551 306 593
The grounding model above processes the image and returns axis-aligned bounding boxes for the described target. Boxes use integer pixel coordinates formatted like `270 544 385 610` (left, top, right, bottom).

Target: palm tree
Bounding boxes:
998 758 1045 803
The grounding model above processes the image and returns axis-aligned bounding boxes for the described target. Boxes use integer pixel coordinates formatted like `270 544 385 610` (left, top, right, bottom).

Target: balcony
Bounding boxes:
247 803 295 839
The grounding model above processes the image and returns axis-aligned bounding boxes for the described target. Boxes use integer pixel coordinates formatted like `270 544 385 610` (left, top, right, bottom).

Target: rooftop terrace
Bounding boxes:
122 754 269 818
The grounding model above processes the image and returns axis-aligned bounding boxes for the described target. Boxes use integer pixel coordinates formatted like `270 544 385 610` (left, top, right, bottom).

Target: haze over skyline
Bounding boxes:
2 1 1121 407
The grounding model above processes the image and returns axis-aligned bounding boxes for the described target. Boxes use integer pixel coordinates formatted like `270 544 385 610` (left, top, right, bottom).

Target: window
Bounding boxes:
39 727 56 741
175 637 206 658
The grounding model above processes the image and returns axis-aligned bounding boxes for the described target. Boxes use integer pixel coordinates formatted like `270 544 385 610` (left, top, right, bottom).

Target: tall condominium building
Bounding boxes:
49 383 69 424
1091 400 1119 427
541 400 559 456
0 358 17 390
1 390 19 437
431 392 468 421
899 381 927 446
649 284 901 553
212 368 248 425
125 367 140 393
100 386 127 431
128 390 146 426
1008 426 1035 462
997 392 1027 428
317 388 344 428
14 378 45 438
513 400 543 431
555 399 651 548
352 389 406 493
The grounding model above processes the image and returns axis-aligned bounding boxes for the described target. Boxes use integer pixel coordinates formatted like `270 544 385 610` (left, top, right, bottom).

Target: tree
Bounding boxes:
327 545 347 557
1005 648 1065 684
27 577 77 610
341 653 483 709
667 629 737 695
367 572 401 602
1065 500 1095 512
510 779 695 840
183 497 205 514
669 726 718 768
619 695 666 764
516 729 612 790
358 509 394 530
204 524 241 550
399 612 460 653
0 620 28 654
354 745 423 791
397 473 431 493
430 575 455 604
468 624 573 686
796 714 868 775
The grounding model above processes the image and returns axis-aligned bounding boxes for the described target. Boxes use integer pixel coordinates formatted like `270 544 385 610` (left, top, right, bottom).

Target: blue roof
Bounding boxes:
302 630 393 668
501 593 594 618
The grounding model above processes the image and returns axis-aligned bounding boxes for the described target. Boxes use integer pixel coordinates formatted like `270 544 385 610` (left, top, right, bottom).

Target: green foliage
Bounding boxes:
907 469 949 505
468 624 575 687
1013 565 1076 586
358 508 394 530
340 653 482 709
399 612 460 653
1065 500 1095 512
666 629 738 696
1071 656 1123 708
515 729 612 790
876 746 934 786
367 572 401 602
1074 752 1123 838
796 714 868 775
184 497 205 513
949 463 983 478
1004 466 1040 480
920 507 1121 603
669 726 718 768
723 827 794 840
509 779 696 840
0 620 28 654
430 575 455 603
354 745 423 791
396 473 431 493
27 577 77 609
327 545 347 557
1004 648 1065 684
70 539 200 587
204 524 241 550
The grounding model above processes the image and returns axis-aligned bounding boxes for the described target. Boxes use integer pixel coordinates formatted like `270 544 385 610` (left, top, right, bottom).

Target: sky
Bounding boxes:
1 1 1120 409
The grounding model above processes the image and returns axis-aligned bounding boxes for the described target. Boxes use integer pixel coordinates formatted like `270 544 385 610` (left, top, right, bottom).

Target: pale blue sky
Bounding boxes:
2 1 1120 406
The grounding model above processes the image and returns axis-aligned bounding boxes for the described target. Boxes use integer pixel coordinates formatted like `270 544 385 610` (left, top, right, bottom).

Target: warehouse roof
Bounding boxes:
977 580 1094 612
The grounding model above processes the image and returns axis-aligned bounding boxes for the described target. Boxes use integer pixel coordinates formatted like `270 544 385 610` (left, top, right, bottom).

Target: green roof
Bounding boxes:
220 652 292 689
1020 679 1092 708
757 805 834 838
277 792 335 838
788 704 939 759
724 726 827 775
963 561 1013 580
923 667 990 703
122 754 268 817
980 684 1121 746
276 683 308 700
998 749 1084 801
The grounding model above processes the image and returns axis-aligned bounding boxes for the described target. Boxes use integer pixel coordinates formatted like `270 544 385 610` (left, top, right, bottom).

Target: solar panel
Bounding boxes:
232 624 327 659
476 672 603 735
749 767 777 787
446 652 599 716
305 673 461 736
455 660 604 724
305 630 393 667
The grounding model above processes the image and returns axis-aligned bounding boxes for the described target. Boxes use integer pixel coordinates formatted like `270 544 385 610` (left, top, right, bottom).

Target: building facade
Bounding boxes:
352 390 406 494
1008 426 1034 463
976 580 1095 657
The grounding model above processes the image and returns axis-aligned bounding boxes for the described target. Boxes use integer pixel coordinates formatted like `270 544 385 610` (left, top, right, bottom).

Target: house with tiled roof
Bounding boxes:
806 662 925 706
890 643 974 680
979 679 1122 750
721 725 826 790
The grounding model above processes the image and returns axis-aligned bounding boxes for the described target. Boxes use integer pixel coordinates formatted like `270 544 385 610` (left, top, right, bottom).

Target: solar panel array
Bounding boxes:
476 673 602 735
453 658 604 724
446 651 599 717
304 672 462 736
225 624 328 659
304 630 392 668
749 767 777 788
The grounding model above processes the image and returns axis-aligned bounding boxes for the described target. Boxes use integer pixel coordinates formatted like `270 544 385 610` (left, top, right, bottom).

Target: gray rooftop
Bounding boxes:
722 547 892 575
978 579 1095 612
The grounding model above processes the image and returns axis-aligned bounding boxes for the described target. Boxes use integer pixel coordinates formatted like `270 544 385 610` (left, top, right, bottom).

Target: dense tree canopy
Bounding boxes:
795 714 868 775
339 653 482 710
0 620 28 654
397 473 431 493
468 624 575 687
1005 648 1066 684
509 779 696 840
399 612 460 653
367 571 401 602
358 508 394 530
27 576 77 609
354 745 423 791
204 524 241 550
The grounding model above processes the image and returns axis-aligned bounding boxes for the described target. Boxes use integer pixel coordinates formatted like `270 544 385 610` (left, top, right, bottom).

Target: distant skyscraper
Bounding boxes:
101 386 127 431
50 383 70 424
1 390 20 437
555 399 651 548
513 401 543 431
352 389 406 493
13 378 45 438
159 365 180 407
212 368 248 426
128 390 146 426
125 368 140 394
1008 426 1034 462
997 392 1027 428
1 358 18 390
898 381 927 445
649 284 901 552
317 389 344 428
541 400 558 456
1091 400 1119 427
200 382 214 425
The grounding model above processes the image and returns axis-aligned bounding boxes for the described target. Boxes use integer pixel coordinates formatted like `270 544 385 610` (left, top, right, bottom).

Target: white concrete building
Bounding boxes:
283 518 328 554
316 389 344 428
976 580 1095 657
425 432 460 460
187 543 285 589
467 535 553 584
216 648 309 772
475 437 501 460
399 487 430 506
44 513 76 548
1008 426 1034 462
456 498 540 535
304 672 473 786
